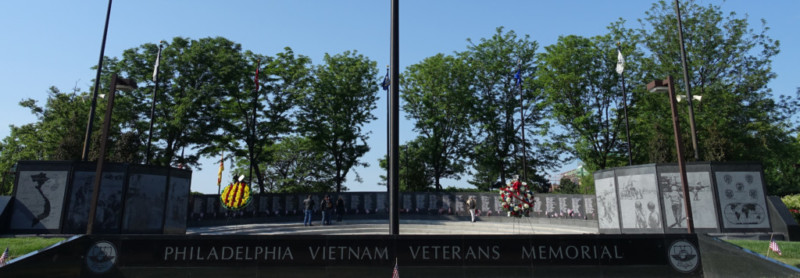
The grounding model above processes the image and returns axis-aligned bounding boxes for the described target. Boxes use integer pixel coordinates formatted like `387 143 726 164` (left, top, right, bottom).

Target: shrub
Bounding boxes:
781 194 800 224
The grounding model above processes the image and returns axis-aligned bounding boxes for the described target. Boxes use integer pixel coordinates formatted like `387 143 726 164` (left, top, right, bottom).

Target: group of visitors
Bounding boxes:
303 194 481 226
302 194 345 226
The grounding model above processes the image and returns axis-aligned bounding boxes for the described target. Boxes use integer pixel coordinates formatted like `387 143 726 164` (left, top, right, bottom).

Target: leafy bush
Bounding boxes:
781 194 800 223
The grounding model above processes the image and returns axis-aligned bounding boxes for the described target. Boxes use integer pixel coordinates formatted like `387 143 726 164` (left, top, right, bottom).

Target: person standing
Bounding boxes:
303 194 315 226
647 201 661 228
667 186 683 227
466 196 477 223
321 195 333 225
336 196 345 222
635 201 646 228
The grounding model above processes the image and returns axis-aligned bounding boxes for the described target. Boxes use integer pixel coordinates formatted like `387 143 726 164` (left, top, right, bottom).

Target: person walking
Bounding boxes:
336 196 345 222
321 195 333 225
466 196 477 223
303 194 315 226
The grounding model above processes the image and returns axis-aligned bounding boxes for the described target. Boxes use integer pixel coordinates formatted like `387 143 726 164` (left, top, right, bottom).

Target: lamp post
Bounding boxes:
81 0 114 161
647 76 694 234
87 73 137 235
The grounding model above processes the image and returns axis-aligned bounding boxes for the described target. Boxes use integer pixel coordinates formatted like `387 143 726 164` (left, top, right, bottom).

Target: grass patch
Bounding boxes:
0 237 66 262
726 239 800 268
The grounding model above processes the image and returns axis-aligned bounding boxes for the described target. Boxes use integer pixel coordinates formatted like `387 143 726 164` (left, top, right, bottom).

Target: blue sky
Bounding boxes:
1 1 797 194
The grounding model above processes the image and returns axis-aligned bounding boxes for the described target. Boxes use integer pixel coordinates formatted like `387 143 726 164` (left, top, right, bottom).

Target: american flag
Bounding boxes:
770 239 782 256
391 260 399 278
0 246 9 266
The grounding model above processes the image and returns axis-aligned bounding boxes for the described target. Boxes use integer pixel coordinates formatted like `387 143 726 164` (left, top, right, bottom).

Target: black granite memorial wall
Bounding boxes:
4 160 191 235
190 191 597 223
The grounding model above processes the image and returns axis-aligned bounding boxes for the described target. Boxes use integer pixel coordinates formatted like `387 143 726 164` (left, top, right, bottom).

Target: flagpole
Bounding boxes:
217 151 224 195
617 42 633 165
389 0 400 236
146 41 164 165
516 60 528 182
249 60 260 188
81 0 114 161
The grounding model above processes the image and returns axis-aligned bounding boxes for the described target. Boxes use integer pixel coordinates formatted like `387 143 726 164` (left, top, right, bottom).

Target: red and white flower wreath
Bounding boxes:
499 179 534 217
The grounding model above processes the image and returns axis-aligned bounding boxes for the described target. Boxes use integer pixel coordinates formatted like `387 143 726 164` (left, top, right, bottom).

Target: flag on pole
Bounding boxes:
770 239 782 256
152 42 163 82
381 65 390 91
0 246 9 266
391 259 399 278
616 48 625 75
513 68 522 86
217 152 224 189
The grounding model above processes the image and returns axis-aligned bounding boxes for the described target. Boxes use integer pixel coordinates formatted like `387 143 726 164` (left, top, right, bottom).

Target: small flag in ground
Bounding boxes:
0 246 9 266
392 260 399 278
770 239 782 256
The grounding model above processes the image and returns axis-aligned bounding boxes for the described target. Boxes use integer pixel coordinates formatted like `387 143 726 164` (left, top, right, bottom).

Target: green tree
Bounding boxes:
212 48 311 193
115 37 240 169
0 125 45 194
635 0 800 194
536 33 636 171
257 136 331 193
0 86 99 194
400 53 473 191
297 51 379 193
18 87 91 161
463 27 555 190
378 139 435 192
557 177 581 194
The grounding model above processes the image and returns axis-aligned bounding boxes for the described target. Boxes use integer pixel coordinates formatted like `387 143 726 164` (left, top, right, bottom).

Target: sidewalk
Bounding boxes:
187 219 599 235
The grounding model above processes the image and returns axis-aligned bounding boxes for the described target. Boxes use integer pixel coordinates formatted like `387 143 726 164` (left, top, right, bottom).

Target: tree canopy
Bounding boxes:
1 0 798 195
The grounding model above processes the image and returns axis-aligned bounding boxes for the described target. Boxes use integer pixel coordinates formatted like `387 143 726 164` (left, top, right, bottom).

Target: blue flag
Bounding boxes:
513 68 522 86
381 67 390 91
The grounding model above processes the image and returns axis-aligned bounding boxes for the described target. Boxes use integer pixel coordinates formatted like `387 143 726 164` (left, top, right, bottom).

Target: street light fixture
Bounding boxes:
647 76 694 234
87 73 137 235
676 95 702 102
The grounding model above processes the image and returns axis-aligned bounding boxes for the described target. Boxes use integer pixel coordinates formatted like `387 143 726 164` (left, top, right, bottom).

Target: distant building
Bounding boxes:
549 164 588 192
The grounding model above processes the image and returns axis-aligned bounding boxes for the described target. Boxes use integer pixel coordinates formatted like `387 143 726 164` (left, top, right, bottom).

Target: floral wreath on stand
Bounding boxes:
499 176 534 217
220 177 252 211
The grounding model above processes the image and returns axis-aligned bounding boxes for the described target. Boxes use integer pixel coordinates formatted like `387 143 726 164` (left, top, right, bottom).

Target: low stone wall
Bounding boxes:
0 233 705 278
188 192 597 227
